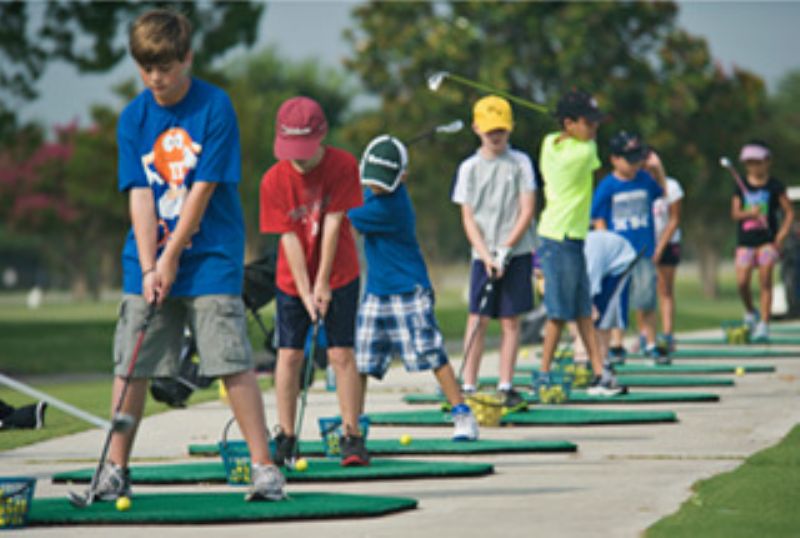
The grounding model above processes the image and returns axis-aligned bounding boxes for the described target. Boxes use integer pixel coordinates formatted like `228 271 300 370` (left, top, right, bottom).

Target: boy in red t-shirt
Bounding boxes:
260 96 368 466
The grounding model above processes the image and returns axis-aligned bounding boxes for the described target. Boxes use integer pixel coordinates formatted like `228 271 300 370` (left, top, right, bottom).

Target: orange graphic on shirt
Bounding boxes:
141 128 203 221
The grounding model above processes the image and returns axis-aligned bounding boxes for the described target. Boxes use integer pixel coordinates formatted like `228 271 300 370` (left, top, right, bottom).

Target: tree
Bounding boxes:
0 1 265 146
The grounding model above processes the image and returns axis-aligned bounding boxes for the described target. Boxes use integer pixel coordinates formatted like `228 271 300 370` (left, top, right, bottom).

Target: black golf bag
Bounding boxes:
150 251 326 408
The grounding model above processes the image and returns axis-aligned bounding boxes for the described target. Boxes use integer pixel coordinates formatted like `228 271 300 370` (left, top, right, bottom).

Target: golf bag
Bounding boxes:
150 251 327 408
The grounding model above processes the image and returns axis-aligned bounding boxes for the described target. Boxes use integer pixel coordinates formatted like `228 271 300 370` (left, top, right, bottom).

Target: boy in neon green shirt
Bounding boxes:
536 90 623 396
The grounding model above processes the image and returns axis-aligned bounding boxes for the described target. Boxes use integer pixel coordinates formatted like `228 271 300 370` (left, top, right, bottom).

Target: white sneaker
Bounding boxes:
246 463 286 501
94 462 131 501
752 321 769 342
743 310 760 330
451 404 479 441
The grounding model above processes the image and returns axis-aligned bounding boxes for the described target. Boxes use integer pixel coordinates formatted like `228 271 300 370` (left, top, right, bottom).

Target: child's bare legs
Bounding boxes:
539 319 565 373
434 363 465 407
328 347 363 436
758 262 775 323
275 348 303 436
637 309 658 347
610 327 625 349
575 316 604 376
224 370 272 464
736 264 755 314
498 316 520 386
462 314 489 388
358 374 369 414
568 322 587 361
108 377 148 466
596 328 612 363
656 265 677 335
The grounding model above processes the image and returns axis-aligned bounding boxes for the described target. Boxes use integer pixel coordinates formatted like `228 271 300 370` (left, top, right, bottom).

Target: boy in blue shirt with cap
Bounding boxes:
349 134 479 441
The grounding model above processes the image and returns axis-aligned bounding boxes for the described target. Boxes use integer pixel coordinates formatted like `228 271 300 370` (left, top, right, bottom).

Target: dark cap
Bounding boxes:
609 131 649 163
555 90 605 123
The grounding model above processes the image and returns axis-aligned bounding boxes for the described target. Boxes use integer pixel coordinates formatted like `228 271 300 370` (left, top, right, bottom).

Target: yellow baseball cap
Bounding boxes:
473 95 513 133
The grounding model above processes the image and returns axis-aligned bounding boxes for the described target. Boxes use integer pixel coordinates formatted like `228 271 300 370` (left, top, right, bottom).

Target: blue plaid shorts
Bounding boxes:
355 287 449 379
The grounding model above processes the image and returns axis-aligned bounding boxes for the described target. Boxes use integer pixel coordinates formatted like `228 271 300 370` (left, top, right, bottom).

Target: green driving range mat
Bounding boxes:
188 438 576 457
629 348 798 359
679 336 800 346
52 458 493 485
515 364 773 375
403 390 719 405
769 325 800 334
367 408 676 426
27 492 417 525
478 375 734 388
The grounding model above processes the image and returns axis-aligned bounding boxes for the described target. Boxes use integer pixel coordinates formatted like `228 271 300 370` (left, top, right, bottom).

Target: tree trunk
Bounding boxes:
698 245 720 299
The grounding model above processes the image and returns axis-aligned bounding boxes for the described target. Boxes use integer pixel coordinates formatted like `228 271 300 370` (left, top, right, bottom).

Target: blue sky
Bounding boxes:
19 1 800 127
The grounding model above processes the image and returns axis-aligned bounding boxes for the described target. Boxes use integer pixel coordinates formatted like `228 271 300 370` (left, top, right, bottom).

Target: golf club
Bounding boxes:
458 271 498 384
406 119 465 146
427 71 549 115
68 298 158 508
291 317 320 465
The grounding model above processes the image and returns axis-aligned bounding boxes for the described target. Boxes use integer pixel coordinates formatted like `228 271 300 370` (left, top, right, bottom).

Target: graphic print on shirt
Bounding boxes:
611 190 651 232
742 189 769 231
286 183 331 247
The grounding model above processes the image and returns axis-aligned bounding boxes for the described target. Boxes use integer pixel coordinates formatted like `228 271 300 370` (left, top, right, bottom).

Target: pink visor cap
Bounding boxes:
739 144 770 162
274 96 328 160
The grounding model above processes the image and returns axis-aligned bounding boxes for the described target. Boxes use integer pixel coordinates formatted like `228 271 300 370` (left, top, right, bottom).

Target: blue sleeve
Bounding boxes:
591 178 612 222
194 92 241 185
117 106 148 192
348 197 402 234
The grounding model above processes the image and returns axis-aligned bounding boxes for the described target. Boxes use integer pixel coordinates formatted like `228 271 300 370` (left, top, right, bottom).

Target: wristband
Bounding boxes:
142 267 156 277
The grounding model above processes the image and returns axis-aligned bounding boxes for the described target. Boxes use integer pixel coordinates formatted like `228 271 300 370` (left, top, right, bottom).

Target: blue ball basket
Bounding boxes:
0 477 36 530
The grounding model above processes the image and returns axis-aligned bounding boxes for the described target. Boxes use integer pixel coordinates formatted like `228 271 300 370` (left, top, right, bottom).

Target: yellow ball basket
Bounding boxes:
465 393 504 427
722 321 750 344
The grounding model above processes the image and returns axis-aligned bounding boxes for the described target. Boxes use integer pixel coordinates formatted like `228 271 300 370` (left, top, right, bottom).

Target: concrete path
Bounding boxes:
4 327 800 537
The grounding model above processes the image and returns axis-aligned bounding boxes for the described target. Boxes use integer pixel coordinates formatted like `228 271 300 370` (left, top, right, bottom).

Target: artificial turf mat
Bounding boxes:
26 492 417 525
366 408 676 426
514 364 773 375
629 348 798 359
478 375 734 388
402 391 719 405
679 336 800 346
188 438 577 457
52 458 493 485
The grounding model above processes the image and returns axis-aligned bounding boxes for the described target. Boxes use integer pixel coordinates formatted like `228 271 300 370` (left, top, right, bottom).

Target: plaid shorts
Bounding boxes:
355 287 449 379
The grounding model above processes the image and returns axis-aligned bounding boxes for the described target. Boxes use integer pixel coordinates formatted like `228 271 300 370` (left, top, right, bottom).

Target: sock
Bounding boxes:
462 384 476 394
497 382 512 392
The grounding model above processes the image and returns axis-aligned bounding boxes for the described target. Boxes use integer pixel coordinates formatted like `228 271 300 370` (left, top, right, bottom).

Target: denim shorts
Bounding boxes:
275 278 359 349
538 237 592 321
469 254 533 318
629 257 657 311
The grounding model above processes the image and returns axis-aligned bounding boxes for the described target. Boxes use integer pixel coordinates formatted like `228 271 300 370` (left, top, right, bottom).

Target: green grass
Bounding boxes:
647 423 800 537
0 376 273 452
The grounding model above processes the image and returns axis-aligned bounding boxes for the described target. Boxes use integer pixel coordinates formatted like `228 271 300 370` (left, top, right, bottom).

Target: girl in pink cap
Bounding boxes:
731 140 794 341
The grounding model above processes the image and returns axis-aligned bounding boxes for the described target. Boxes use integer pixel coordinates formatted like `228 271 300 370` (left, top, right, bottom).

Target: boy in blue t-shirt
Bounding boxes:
103 9 283 503
349 135 478 441
591 131 666 364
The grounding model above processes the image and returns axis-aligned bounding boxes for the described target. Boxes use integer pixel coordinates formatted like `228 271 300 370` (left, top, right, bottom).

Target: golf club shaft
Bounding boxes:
293 318 319 460
445 73 549 115
0 373 109 429
457 276 496 383
407 120 463 146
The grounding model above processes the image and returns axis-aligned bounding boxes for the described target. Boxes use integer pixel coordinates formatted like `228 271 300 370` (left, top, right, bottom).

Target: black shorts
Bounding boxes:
658 244 681 267
275 278 359 349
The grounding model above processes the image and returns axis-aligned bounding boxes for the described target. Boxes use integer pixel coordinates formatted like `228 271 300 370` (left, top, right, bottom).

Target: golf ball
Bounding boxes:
294 458 308 472
735 367 745 376
400 434 412 445
115 496 131 511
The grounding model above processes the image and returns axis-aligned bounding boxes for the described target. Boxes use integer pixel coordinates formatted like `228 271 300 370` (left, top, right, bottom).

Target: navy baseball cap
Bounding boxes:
609 131 649 163
555 90 605 123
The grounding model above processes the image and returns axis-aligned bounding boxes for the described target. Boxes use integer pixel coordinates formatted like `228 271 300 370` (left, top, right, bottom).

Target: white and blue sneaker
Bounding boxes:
743 310 761 331
751 321 769 342
451 403 479 441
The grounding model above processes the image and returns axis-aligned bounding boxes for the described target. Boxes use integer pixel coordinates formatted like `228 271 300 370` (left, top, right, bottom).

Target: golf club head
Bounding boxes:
719 156 733 169
67 489 92 508
436 119 464 134
427 71 449 92
111 413 135 433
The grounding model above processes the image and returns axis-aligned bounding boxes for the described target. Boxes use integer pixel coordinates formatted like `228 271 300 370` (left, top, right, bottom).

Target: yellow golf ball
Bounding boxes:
294 458 308 472
400 434 412 445
115 496 131 511
735 367 745 376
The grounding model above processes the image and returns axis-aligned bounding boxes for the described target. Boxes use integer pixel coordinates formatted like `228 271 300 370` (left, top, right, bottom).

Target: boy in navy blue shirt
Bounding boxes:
591 132 666 364
349 135 478 441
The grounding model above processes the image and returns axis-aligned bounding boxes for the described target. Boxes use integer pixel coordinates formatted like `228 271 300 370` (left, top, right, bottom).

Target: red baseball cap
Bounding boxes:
273 96 328 160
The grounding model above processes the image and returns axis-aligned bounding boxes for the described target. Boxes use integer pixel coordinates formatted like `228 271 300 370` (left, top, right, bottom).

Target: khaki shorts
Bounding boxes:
113 294 253 378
